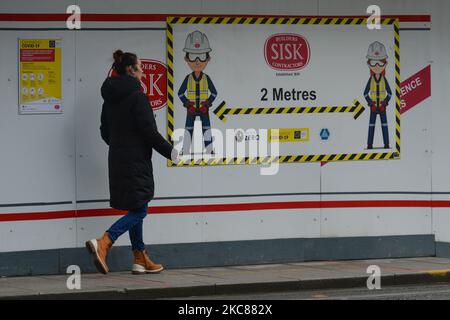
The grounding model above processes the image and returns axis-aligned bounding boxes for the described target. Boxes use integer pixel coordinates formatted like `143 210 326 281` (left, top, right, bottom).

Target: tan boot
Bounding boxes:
132 250 164 274
86 232 113 274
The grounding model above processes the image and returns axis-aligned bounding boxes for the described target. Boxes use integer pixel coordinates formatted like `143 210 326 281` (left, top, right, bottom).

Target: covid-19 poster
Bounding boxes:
167 17 401 166
18 39 62 114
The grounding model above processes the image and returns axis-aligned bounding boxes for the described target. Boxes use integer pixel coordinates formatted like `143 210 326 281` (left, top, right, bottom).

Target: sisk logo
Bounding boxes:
264 33 310 71
140 59 167 111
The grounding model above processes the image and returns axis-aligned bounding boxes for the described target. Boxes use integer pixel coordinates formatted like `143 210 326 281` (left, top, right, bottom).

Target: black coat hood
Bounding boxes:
101 74 141 103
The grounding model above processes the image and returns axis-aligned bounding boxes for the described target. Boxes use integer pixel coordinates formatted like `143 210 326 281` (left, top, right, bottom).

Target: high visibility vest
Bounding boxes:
369 76 387 102
187 74 209 103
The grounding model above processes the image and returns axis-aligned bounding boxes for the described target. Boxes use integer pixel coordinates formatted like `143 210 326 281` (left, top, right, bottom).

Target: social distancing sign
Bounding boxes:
166 16 401 167
18 39 62 114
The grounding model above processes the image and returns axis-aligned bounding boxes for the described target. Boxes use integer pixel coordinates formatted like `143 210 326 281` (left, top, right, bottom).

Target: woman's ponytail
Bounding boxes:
112 50 138 75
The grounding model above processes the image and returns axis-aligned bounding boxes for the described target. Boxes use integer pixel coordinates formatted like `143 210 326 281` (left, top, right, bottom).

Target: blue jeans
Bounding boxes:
106 202 148 251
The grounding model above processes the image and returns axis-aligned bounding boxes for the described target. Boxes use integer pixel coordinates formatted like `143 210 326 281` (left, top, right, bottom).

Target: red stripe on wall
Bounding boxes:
0 210 76 222
0 199 448 222
0 13 431 23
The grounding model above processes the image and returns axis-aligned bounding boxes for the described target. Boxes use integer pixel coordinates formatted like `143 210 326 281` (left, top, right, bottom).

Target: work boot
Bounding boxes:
132 250 164 274
85 232 113 274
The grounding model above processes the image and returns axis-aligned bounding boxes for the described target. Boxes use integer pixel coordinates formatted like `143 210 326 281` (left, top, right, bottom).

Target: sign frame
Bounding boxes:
18 38 63 115
166 16 401 167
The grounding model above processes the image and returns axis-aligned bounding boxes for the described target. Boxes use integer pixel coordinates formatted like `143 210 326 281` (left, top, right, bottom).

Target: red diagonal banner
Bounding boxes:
400 65 431 114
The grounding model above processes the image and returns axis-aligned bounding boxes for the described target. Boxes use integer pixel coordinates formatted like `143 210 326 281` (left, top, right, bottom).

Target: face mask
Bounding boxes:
187 53 208 62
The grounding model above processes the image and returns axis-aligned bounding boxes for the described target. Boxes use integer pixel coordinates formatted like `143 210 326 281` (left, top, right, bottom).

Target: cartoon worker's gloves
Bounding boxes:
201 100 212 108
369 101 387 113
370 101 377 112
200 101 211 114
188 106 196 114
184 101 194 108
183 101 212 114
185 101 196 114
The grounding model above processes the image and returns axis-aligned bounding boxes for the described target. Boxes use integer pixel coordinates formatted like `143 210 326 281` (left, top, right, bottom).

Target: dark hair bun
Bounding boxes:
112 50 138 75
113 50 124 64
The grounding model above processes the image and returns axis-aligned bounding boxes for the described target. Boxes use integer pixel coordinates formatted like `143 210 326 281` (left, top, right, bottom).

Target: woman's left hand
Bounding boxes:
171 148 181 164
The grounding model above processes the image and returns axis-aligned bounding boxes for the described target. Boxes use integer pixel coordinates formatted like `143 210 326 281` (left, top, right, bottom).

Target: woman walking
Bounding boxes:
86 50 177 275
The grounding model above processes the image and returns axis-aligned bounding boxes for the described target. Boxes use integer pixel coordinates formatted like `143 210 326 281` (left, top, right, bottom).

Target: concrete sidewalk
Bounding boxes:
2 257 450 299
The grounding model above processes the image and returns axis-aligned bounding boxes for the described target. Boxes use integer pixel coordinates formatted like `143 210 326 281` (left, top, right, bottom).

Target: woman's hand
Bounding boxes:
171 148 181 164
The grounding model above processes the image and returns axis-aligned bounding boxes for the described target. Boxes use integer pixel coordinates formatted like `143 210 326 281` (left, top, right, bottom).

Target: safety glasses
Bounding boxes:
187 53 208 62
368 60 387 67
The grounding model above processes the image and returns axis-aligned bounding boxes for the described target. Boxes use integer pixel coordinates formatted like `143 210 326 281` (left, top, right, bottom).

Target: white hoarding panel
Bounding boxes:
0 0 444 256
0 31 76 204
321 207 431 238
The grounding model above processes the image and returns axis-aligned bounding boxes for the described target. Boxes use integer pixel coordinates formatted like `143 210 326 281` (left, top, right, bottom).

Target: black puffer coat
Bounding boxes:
100 74 173 211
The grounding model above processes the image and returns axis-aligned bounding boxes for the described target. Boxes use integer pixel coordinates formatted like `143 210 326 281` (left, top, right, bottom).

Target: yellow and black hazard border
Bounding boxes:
166 16 400 167
213 99 366 122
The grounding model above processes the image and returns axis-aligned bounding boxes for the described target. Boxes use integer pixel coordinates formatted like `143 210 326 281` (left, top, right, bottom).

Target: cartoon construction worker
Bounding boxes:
364 41 392 150
178 30 217 155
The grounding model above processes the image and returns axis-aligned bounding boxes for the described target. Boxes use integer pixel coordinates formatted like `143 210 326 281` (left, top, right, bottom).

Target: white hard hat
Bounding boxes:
366 41 388 60
183 30 212 54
